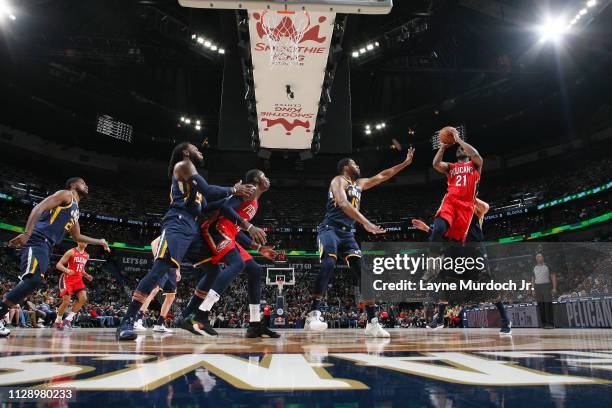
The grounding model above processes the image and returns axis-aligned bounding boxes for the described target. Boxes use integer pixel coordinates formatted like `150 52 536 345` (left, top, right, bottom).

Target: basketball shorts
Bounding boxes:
59 275 86 297
317 225 362 263
158 269 178 294
155 213 200 267
200 221 237 264
19 234 52 280
435 195 475 243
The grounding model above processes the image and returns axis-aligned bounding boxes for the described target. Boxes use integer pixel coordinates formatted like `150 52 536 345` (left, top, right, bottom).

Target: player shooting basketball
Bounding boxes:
307 147 415 337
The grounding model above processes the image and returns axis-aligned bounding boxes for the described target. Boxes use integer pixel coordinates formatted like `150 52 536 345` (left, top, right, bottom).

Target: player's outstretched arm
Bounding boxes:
175 161 255 200
219 196 267 245
454 133 483 171
236 231 276 260
8 190 73 248
69 222 110 252
433 145 450 174
56 249 75 275
331 177 385 234
359 147 415 191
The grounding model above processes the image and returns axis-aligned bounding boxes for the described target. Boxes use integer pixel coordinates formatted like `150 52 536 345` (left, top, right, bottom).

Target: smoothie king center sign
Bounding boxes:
249 10 335 149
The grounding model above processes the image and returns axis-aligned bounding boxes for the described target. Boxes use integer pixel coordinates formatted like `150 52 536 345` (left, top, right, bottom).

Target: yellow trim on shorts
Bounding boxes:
170 257 180 268
345 253 362 263
193 257 212 267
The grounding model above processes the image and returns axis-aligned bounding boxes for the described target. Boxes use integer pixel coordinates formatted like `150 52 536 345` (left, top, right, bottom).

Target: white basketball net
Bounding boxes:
260 10 311 67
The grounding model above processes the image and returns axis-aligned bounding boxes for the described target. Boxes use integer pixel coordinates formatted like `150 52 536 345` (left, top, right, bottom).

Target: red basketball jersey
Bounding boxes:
446 161 480 202
217 199 259 240
67 248 89 281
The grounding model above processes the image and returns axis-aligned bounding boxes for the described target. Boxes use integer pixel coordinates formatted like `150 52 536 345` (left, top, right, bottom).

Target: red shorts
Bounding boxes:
59 274 86 297
237 244 253 262
435 195 475 243
201 221 237 264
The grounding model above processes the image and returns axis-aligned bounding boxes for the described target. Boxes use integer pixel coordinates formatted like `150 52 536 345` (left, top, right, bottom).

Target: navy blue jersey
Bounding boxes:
321 177 362 229
168 176 205 217
35 199 80 245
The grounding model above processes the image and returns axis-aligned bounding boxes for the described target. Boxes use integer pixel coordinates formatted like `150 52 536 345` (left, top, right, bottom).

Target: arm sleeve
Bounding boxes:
189 174 233 201
219 196 247 225
236 231 254 248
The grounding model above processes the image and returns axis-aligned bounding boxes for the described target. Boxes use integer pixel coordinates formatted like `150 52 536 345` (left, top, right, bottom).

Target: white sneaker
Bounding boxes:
134 319 146 331
304 311 328 332
365 318 390 338
153 324 173 333
0 321 10 337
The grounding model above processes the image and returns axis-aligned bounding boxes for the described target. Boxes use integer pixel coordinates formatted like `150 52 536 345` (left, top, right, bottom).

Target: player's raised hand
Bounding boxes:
404 147 415 165
411 219 430 233
8 233 30 248
259 245 277 261
364 221 386 235
233 180 256 199
247 224 267 245
452 128 462 144
99 238 111 252
85 274 93 282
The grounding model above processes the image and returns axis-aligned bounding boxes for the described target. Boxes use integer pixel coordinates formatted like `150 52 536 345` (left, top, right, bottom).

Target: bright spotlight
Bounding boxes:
365 129 372 135
538 17 567 42
180 116 185 122
211 45 218 51
218 49 225 54
359 48 366 54
381 122 386 128
366 44 374 51
579 9 587 15
204 41 211 48
374 41 380 47
587 0 597 7
352 51 359 58
195 125 201 131
375 124 382 130
185 119 191 124
191 34 197 40
197 37 204 44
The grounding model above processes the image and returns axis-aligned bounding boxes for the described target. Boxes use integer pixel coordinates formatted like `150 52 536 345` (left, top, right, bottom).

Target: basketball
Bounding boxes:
439 126 458 145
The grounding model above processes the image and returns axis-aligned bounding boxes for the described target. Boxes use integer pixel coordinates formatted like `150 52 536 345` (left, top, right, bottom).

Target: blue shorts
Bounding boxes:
155 214 200 267
158 270 177 294
317 225 361 263
19 234 52 280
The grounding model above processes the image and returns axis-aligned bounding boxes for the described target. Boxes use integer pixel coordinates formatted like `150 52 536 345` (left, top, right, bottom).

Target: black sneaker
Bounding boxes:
246 322 281 338
426 318 444 330
499 320 512 335
116 318 137 341
179 314 218 337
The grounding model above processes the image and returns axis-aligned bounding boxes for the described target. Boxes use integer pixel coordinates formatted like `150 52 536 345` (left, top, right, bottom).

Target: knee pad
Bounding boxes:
347 256 364 286
314 255 336 296
430 217 449 243
245 260 262 305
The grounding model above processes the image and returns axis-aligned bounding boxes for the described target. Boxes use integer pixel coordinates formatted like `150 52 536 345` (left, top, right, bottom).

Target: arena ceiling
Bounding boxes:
0 0 610 166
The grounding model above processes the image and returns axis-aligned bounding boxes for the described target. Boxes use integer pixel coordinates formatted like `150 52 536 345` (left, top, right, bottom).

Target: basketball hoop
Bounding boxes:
260 9 311 67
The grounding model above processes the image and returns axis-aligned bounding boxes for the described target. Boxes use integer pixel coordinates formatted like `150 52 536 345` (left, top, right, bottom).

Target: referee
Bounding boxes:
531 253 557 329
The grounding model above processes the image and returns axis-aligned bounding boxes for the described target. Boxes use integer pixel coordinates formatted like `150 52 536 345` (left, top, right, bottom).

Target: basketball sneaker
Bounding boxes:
55 321 64 331
153 323 174 333
246 321 281 338
0 321 10 337
178 314 217 337
305 310 328 332
500 320 512 335
134 319 146 331
63 319 73 330
365 318 390 338
116 318 137 341
426 318 444 330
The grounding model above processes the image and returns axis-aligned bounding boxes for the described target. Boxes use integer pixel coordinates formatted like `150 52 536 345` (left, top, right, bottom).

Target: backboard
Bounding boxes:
179 0 393 14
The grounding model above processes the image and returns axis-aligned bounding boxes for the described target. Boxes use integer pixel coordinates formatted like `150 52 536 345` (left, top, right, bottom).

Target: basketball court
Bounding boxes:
0 328 611 406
